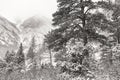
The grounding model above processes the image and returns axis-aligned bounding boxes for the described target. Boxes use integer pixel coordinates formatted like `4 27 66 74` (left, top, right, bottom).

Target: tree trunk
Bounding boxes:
49 49 52 65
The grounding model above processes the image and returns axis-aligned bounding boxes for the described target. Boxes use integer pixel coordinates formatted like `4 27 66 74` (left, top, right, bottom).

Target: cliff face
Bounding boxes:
0 16 20 57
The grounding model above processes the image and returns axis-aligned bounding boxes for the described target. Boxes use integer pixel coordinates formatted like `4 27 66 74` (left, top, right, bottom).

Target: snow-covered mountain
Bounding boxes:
19 16 52 53
0 15 52 58
0 16 20 57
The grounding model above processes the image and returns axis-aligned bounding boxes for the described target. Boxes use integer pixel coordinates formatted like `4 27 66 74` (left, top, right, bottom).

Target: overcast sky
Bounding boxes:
0 0 57 23
0 0 116 24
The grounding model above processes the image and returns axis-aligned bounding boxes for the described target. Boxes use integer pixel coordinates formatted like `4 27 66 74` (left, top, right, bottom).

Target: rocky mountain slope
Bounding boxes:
0 16 20 57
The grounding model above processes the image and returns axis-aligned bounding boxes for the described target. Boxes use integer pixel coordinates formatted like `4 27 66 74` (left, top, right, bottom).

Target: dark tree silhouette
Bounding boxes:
16 43 25 65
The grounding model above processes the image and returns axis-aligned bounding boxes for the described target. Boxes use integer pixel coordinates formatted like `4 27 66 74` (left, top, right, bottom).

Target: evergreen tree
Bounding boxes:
45 0 116 78
4 50 15 64
26 37 37 78
4 50 16 79
16 43 25 65
26 37 36 60
4 51 10 63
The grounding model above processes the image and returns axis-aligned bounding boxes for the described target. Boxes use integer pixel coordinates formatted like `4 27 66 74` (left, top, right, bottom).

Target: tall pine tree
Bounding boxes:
4 50 16 64
26 37 36 60
26 37 37 78
45 0 116 78
16 43 25 66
